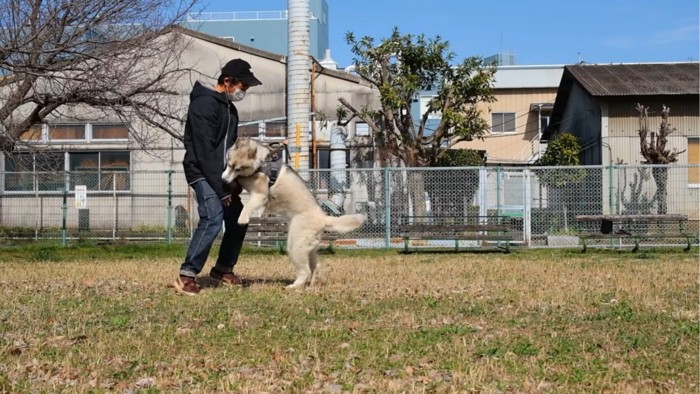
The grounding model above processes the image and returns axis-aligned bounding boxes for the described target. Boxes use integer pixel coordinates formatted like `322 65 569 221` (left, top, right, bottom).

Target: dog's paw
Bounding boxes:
237 214 250 225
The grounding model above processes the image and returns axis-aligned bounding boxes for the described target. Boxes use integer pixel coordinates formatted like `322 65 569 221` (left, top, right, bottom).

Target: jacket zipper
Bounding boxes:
223 102 230 169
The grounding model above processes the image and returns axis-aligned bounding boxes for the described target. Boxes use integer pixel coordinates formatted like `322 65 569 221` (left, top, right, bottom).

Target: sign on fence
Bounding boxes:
74 185 87 209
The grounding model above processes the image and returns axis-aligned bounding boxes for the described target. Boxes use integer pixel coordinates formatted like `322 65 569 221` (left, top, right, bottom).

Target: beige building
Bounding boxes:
454 65 564 165
0 27 380 231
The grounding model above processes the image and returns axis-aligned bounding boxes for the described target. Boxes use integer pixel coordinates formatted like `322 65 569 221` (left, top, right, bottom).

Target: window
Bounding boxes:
16 123 129 143
70 152 99 190
238 125 260 138
69 151 130 191
355 122 370 137
491 112 516 133
100 151 130 190
19 125 43 141
4 150 129 192
265 122 286 138
4 152 65 191
689 137 699 186
317 148 350 170
92 124 129 140
4 153 35 192
49 124 85 141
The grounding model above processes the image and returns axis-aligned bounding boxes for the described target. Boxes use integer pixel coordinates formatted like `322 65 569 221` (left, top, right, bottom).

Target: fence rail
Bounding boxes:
0 165 698 249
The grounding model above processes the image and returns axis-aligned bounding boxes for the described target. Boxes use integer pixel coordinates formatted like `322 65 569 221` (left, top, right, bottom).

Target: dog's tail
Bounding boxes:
324 214 366 233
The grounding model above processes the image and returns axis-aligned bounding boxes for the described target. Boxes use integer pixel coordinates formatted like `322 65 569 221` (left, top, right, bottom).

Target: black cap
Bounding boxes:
221 59 262 87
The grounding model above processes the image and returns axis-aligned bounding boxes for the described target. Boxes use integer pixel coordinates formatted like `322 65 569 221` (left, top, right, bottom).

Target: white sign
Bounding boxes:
74 185 87 209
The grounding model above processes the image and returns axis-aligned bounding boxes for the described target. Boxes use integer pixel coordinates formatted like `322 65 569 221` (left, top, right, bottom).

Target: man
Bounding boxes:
174 59 262 296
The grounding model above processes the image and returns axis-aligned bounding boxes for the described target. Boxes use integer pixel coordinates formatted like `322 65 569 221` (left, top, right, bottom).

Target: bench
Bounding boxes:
244 216 338 253
399 215 514 253
574 214 696 252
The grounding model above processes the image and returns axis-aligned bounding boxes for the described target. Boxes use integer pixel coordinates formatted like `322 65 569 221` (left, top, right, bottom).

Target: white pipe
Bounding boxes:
287 0 310 170
330 125 347 207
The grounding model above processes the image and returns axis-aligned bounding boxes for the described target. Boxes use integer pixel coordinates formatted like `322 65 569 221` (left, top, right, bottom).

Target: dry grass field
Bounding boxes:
0 244 698 393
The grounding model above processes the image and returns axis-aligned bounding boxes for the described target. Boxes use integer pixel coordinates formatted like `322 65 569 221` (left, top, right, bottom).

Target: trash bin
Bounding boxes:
78 209 90 232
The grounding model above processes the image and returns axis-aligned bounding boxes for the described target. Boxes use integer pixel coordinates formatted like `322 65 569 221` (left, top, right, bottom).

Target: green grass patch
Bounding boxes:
0 247 697 392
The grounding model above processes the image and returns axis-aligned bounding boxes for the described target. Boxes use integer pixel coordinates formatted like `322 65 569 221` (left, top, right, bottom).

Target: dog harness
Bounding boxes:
259 146 285 187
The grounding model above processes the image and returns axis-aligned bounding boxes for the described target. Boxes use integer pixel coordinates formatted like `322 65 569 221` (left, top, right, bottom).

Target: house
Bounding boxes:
450 64 565 165
0 26 380 231
546 62 700 217
547 62 699 167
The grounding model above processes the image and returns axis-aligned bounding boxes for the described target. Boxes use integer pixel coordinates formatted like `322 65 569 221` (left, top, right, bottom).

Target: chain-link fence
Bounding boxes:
1 165 698 249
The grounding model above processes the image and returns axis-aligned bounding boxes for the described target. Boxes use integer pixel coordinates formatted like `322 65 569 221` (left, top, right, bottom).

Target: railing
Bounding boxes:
187 11 288 22
513 133 543 164
0 165 697 249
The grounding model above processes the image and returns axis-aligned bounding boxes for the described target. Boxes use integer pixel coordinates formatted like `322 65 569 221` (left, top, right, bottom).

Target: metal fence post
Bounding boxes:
167 170 173 245
615 165 621 214
61 179 68 247
112 173 117 241
34 172 39 241
496 166 502 216
384 167 391 248
524 168 532 245
608 164 614 214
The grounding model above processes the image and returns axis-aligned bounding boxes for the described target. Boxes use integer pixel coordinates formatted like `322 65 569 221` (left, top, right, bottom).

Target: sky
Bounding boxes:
195 0 699 67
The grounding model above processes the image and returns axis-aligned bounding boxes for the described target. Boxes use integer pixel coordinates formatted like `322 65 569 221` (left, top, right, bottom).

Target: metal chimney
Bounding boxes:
287 0 310 170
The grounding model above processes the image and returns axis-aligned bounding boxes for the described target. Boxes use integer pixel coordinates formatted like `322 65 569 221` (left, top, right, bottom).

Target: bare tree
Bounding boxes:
636 103 685 214
0 0 197 152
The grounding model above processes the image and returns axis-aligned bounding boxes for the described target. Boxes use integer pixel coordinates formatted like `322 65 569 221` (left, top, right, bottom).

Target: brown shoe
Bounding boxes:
174 275 200 296
210 268 243 286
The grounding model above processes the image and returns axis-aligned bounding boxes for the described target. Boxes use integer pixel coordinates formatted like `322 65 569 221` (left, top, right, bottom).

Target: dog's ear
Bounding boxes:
247 145 257 159
234 137 247 147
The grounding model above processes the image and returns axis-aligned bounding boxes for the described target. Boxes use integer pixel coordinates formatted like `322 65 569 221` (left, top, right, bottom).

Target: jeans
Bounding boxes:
179 179 247 277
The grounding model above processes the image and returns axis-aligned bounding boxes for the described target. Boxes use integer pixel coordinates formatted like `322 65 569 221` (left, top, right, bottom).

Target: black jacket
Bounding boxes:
182 81 238 199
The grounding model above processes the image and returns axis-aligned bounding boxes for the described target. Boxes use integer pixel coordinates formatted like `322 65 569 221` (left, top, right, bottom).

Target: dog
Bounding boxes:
222 138 365 289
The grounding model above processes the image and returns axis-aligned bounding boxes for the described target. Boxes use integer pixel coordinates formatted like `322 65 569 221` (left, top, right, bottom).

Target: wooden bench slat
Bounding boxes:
403 235 513 241
575 214 688 221
244 216 338 250
246 225 287 232
580 233 693 239
248 217 289 223
399 224 510 232
574 214 695 252
245 236 287 241
399 215 513 253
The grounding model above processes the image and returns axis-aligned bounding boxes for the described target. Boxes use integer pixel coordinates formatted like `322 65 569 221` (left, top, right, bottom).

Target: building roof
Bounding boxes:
492 65 564 89
565 62 699 96
171 26 364 84
546 62 699 138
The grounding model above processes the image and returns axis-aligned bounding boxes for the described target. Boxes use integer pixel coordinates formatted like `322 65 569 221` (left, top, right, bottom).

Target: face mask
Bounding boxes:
227 88 246 102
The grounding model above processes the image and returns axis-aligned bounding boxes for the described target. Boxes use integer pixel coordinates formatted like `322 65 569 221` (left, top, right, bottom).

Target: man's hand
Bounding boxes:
221 194 232 207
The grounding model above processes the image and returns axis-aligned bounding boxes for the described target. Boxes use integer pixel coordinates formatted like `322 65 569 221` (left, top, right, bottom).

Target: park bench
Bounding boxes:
399 215 514 253
574 214 696 252
244 216 337 253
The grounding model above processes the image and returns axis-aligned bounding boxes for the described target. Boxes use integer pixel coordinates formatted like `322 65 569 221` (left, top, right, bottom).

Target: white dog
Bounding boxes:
222 138 365 288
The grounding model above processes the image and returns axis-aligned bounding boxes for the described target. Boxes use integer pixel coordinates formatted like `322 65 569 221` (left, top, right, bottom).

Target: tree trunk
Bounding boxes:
652 167 668 214
407 171 428 219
